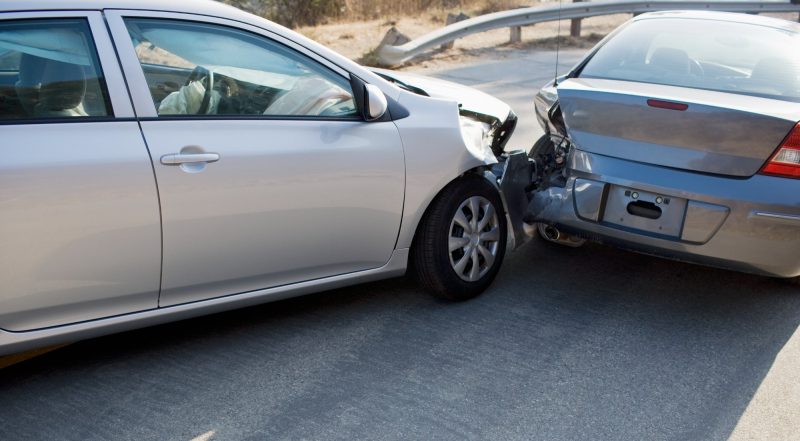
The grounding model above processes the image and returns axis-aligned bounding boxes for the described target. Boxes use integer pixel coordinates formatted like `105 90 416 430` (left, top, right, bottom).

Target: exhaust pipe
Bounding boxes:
543 225 560 241
536 223 586 248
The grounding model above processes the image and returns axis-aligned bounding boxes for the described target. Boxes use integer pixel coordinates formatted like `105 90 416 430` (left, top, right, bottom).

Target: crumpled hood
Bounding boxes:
370 68 512 124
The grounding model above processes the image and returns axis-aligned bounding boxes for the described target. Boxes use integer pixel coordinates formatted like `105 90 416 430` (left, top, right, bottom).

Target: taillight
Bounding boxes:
761 123 800 178
647 99 689 111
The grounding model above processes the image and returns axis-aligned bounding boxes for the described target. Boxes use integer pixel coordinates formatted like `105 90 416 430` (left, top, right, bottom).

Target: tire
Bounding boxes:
787 277 800 286
410 175 507 301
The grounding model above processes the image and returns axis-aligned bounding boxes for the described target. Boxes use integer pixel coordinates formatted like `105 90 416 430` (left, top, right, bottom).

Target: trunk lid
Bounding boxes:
557 78 800 177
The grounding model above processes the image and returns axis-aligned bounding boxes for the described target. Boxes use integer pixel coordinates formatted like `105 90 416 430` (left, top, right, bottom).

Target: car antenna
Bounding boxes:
554 0 563 86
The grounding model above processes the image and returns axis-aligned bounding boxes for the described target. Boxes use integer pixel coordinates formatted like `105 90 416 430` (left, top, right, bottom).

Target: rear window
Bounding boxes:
0 18 112 121
579 18 800 101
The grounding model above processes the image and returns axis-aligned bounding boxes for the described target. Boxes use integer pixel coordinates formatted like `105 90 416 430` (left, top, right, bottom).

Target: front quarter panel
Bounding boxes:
393 92 497 249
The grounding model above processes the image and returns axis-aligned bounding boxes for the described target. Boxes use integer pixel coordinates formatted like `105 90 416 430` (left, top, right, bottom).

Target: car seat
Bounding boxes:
34 58 88 117
749 57 799 96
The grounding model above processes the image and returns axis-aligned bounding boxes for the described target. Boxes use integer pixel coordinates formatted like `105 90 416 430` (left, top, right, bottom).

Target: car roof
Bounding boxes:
633 10 800 33
0 0 246 19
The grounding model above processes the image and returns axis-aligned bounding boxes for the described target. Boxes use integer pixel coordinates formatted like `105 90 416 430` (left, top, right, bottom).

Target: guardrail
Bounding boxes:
376 0 800 66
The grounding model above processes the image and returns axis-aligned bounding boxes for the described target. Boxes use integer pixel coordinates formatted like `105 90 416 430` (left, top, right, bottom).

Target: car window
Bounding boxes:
0 18 112 120
124 18 358 118
579 18 800 101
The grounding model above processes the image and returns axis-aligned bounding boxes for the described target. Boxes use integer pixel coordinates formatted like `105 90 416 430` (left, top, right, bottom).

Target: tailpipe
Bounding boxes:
542 224 560 241
536 223 586 248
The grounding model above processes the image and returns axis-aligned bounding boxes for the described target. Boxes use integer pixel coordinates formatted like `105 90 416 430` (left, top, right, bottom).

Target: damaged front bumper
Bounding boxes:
486 150 537 250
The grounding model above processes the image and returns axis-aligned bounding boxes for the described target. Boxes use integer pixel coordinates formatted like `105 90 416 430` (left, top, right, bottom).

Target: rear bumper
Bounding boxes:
529 149 800 278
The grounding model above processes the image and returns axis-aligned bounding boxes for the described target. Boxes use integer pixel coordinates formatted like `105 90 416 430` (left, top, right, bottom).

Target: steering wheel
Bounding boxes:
185 65 214 114
689 59 705 78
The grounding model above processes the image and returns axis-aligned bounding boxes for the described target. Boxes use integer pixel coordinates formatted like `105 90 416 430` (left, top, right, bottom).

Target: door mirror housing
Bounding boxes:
351 75 389 122
364 84 388 121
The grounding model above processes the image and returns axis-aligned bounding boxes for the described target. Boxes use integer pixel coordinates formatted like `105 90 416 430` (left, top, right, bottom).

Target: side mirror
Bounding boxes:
363 84 388 121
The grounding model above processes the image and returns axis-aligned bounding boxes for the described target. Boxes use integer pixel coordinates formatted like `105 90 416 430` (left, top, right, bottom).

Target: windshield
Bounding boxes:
579 18 800 101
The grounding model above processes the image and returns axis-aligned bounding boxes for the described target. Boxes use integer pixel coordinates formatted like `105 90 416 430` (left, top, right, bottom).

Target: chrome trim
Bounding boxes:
160 152 220 165
750 211 800 224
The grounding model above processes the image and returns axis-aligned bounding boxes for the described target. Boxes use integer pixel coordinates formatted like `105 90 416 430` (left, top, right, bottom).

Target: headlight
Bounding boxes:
459 115 496 163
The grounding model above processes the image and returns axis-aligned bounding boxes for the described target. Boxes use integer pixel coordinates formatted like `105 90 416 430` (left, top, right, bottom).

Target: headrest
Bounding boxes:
649 48 690 75
750 57 798 93
36 59 86 114
15 53 48 115
17 53 47 86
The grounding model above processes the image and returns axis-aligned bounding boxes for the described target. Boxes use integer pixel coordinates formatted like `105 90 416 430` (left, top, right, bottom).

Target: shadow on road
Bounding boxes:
1 240 798 441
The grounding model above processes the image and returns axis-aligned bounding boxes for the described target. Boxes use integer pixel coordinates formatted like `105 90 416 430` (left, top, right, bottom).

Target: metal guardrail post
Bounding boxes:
510 25 522 43
442 12 470 49
570 0 584 37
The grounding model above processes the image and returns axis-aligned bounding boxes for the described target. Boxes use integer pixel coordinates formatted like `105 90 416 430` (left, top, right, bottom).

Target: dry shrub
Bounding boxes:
474 0 528 15
221 0 538 27
222 0 343 27
340 0 531 20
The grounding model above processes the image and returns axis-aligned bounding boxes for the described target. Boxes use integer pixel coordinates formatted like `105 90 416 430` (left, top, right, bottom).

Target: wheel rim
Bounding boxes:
448 196 501 282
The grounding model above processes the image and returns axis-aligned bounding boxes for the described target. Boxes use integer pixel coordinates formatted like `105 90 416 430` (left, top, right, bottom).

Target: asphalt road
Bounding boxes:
1 50 799 441
416 48 587 151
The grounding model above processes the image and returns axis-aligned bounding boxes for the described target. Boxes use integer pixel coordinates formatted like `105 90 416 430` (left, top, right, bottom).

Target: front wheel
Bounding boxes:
410 176 507 301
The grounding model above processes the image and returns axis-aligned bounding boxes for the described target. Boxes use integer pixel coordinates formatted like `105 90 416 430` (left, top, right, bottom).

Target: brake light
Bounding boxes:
647 99 689 111
761 123 800 178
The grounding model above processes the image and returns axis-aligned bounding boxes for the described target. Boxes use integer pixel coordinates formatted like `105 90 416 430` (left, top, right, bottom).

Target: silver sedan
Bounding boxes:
531 11 800 283
0 0 529 355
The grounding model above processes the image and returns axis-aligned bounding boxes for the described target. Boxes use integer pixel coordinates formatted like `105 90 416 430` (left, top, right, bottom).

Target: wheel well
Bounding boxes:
408 169 501 253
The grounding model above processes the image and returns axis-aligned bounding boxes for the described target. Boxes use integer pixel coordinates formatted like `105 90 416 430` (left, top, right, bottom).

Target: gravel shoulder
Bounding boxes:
297 9 631 67
297 11 799 70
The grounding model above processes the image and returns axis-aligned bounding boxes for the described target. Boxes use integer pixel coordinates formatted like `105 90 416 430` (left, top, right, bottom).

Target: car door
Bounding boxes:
0 12 161 331
106 11 405 307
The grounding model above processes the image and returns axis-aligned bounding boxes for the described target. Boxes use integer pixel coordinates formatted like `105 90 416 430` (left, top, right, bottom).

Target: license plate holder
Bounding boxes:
602 185 687 238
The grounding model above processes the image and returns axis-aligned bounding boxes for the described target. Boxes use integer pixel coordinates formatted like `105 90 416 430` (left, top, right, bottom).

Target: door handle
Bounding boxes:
160 152 220 165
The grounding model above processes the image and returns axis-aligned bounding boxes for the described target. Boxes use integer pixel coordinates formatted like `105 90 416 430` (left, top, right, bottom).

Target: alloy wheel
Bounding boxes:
447 196 501 282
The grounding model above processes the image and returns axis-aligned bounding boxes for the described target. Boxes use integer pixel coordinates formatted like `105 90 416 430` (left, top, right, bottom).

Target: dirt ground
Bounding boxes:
297 11 629 69
297 10 800 70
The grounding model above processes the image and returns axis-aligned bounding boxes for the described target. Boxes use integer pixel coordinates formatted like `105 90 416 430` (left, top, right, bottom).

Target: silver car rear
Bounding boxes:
531 11 800 279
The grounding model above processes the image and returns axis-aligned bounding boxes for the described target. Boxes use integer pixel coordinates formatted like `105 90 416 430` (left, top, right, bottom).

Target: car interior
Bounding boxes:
0 18 358 121
0 22 110 120
126 18 359 118
579 20 800 101
139 61 358 118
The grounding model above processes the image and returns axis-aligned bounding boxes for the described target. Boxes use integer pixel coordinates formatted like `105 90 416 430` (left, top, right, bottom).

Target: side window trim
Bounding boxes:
104 10 355 119
0 10 135 121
